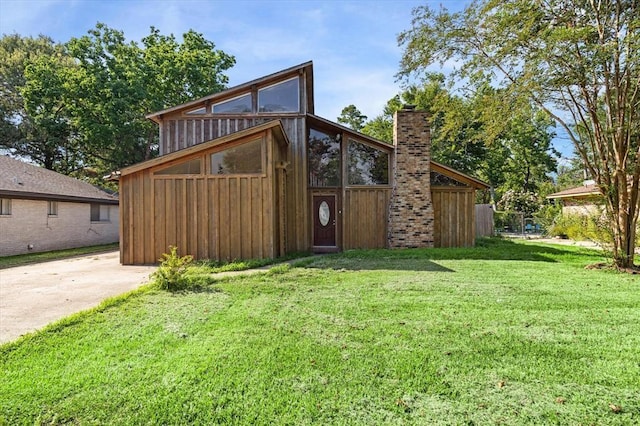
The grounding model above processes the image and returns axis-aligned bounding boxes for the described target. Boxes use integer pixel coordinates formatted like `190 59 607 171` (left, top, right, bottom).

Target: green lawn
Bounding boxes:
1 239 638 425
0 243 119 269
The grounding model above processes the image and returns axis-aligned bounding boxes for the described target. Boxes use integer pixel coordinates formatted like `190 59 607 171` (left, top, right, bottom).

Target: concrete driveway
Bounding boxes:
0 250 156 344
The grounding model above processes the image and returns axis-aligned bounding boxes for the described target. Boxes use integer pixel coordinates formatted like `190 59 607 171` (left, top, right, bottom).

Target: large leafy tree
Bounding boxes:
398 0 639 268
0 34 80 173
8 24 235 179
347 77 557 207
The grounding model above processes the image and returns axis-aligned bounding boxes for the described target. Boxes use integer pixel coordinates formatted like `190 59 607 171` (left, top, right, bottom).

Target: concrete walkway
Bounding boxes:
0 251 156 344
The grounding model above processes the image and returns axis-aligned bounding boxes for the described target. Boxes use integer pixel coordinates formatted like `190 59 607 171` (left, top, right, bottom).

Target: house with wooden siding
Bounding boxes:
119 61 488 264
0 156 119 256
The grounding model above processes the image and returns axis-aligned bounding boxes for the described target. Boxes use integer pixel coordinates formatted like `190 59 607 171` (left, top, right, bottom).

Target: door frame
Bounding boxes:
310 190 340 253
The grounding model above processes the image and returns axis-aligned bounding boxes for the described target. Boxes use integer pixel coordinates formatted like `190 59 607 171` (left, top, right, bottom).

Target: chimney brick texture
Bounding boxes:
388 109 434 248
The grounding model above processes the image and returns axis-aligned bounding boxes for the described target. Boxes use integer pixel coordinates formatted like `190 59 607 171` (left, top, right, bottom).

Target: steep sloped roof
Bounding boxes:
0 156 118 204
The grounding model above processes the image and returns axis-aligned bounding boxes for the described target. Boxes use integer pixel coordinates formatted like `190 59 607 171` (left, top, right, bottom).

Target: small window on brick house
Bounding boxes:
0 198 11 216
48 201 58 216
91 204 110 222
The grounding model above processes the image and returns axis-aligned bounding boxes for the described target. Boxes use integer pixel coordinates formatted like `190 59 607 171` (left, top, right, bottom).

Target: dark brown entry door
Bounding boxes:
313 195 336 247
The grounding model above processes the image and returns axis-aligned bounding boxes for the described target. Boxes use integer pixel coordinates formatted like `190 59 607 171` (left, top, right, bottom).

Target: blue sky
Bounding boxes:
0 0 573 159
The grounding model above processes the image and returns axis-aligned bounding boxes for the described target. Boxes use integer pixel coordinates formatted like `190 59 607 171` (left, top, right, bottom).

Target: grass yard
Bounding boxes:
1 239 638 425
0 243 119 269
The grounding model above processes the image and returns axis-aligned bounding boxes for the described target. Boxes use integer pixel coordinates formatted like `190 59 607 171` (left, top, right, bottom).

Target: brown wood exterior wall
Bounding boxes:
120 131 283 264
158 115 308 254
343 188 391 249
431 187 476 248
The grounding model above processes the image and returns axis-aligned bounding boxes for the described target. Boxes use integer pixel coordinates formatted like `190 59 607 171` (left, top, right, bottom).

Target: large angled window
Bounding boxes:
210 139 263 174
347 139 389 185
212 94 252 113
258 77 299 113
155 158 202 175
308 128 340 187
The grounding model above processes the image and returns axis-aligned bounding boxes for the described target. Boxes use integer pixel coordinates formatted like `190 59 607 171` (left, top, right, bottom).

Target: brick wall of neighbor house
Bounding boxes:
388 108 434 248
0 199 119 256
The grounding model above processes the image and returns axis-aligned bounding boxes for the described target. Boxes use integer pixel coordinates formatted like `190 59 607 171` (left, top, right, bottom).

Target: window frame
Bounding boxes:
90 204 110 223
47 201 58 217
0 198 11 216
346 138 391 187
307 127 342 188
212 93 253 114
154 157 203 176
209 138 265 176
257 76 300 114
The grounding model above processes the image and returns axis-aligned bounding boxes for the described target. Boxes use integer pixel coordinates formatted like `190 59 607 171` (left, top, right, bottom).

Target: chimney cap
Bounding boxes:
401 104 417 111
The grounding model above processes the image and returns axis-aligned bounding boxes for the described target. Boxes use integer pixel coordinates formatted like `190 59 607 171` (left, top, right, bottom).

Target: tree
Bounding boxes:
337 104 367 131
399 0 639 268
0 34 79 173
63 23 235 172
11 24 235 179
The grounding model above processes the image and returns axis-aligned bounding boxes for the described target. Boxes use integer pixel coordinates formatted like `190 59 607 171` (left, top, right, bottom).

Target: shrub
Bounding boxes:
547 210 613 244
151 246 194 291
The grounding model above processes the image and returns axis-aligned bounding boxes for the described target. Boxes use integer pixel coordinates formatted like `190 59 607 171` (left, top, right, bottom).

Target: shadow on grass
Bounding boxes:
299 238 606 272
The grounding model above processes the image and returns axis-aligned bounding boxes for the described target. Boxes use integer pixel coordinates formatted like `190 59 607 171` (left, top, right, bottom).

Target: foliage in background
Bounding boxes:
397 0 639 267
151 246 194 291
340 75 559 210
1 24 235 183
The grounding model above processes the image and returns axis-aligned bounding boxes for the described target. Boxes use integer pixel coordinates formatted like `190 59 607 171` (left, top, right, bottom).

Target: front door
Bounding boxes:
313 194 336 247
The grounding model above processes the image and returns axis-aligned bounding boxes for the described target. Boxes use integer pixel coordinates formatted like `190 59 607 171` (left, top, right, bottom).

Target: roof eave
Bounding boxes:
430 161 490 189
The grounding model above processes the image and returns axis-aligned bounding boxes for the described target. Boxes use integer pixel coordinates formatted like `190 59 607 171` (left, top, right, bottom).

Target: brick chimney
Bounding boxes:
388 106 434 248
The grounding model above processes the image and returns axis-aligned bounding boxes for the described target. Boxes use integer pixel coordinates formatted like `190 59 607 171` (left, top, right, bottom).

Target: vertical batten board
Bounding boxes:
229 177 241 260
219 178 229 260
165 179 176 251
208 178 219 260
132 174 144 263
153 179 165 262
432 190 442 247
251 177 263 258
262 176 272 257
143 172 154 263
240 177 251 259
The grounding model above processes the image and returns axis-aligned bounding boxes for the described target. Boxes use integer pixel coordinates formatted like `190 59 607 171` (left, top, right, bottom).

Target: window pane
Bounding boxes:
91 204 110 222
185 106 206 115
91 204 100 221
48 201 58 216
212 94 252 113
0 198 11 215
155 158 202 175
308 129 340 187
211 139 263 174
258 77 299 112
347 139 389 185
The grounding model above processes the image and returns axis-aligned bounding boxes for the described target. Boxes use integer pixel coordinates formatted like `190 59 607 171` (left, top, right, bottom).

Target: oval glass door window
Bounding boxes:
318 201 330 226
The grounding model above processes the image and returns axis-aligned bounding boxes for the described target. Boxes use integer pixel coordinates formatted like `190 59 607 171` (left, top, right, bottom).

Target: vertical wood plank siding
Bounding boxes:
343 188 391 249
121 173 274 264
159 116 308 253
431 187 476 247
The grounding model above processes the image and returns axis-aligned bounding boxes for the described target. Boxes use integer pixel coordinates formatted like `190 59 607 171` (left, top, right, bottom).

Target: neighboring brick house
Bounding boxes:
119 62 488 264
0 156 119 256
547 180 602 216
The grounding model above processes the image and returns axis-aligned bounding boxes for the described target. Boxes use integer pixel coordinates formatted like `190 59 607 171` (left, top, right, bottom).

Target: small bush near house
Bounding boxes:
151 246 193 291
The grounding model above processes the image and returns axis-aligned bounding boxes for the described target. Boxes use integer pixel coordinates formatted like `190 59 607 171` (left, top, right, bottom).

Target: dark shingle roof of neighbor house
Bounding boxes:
0 156 118 204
